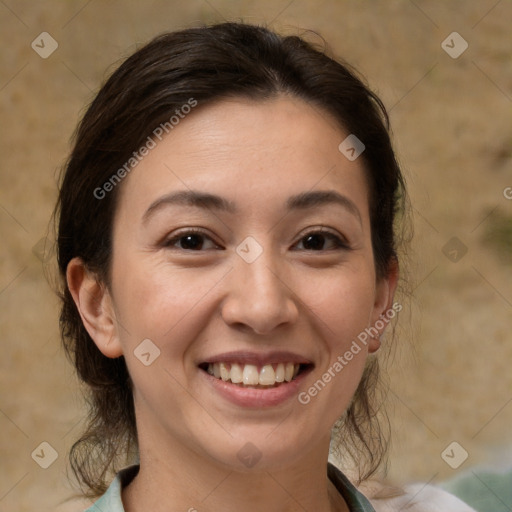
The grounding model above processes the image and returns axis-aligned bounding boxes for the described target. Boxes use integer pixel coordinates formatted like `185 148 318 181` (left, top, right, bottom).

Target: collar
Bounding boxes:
85 462 376 511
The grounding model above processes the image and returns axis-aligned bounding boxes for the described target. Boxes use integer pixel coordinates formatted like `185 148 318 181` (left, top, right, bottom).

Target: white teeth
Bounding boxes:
219 362 230 381
275 363 285 382
243 364 259 385
230 363 243 384
284 362 295 382
205 362 303 386
259 365 276 385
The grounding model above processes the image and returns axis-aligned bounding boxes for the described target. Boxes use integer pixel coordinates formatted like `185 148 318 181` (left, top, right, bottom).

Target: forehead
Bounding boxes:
115 95 370 221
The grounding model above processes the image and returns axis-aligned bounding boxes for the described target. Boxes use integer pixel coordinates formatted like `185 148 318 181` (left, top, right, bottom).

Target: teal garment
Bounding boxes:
84 465 138 512
440 467 512 512
85 462 376 511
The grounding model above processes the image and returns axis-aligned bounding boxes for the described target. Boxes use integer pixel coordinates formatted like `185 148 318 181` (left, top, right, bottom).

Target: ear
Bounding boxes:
66 257 123 358
368 258 399 354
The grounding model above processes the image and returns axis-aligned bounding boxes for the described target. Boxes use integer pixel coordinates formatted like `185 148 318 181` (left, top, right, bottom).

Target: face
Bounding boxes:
71 95 397 472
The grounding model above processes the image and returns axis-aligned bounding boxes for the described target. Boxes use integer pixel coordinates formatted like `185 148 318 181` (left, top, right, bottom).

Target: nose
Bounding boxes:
220 249 299 335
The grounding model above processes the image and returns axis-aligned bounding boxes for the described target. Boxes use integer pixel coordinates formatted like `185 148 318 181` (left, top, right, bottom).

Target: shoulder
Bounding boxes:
328 463 476 512
358 480 477 512
440 466 512 510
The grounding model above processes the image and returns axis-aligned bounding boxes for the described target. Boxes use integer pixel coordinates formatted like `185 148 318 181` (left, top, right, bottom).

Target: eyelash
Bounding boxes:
163 227 350 252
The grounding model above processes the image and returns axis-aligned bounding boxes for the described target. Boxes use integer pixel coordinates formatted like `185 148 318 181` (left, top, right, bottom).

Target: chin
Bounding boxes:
195 427 320 473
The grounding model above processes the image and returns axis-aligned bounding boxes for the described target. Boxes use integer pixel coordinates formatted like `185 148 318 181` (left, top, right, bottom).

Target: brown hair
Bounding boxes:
55 22 407 497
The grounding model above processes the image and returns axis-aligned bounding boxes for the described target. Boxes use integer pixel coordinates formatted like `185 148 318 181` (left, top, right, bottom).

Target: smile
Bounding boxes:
201 362 308 388
197 351 314 407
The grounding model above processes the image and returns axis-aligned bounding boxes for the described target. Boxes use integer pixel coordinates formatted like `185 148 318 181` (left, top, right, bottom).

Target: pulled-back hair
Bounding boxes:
55 21 407 498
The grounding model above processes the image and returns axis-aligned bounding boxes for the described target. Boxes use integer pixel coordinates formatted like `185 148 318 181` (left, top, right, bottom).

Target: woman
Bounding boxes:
56 22 475 512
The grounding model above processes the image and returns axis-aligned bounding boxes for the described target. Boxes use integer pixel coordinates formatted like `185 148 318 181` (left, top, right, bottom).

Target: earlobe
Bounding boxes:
66 257 123 359
368 259 399 354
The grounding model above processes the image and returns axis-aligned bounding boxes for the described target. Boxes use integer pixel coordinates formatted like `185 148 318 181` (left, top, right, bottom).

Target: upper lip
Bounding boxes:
198 350 314 367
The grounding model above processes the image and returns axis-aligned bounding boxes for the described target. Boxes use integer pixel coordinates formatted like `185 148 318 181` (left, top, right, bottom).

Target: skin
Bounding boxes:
68 95 398 512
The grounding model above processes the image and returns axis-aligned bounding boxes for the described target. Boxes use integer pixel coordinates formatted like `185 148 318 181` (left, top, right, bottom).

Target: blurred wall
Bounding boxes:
1 1 511 510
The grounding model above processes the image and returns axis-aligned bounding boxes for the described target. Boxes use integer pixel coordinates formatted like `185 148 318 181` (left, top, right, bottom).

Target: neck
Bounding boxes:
122 429 348 512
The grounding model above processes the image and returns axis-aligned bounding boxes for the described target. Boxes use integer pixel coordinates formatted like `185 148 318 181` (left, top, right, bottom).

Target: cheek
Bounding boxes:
299 265 376 411
111 259 224 355
110 263 223 416
306 264 376 343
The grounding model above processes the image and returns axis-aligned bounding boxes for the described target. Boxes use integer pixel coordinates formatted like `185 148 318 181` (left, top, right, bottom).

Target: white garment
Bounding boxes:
359 480 477 512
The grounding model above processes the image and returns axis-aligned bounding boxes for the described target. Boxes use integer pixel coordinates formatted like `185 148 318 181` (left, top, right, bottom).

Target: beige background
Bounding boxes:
1 1 511 511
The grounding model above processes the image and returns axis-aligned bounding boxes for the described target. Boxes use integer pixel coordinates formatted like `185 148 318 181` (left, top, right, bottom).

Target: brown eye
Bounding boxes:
295 231 349 251
164 229 222 251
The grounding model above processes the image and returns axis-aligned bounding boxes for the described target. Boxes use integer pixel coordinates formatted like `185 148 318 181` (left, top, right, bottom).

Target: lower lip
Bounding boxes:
200 367 312 408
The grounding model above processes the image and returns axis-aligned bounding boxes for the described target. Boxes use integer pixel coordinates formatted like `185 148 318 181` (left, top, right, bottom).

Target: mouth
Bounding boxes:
197 352 314 407
198 361 313 389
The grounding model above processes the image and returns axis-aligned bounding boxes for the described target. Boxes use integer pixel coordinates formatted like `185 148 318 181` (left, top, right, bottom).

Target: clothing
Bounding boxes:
84 465 138 512
83 463 479 512
84 462 377 511
439 466 512 512
367 482 477 512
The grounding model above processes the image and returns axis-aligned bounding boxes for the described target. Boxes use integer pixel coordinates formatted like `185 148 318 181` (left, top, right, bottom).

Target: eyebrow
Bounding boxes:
142 189 362 225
